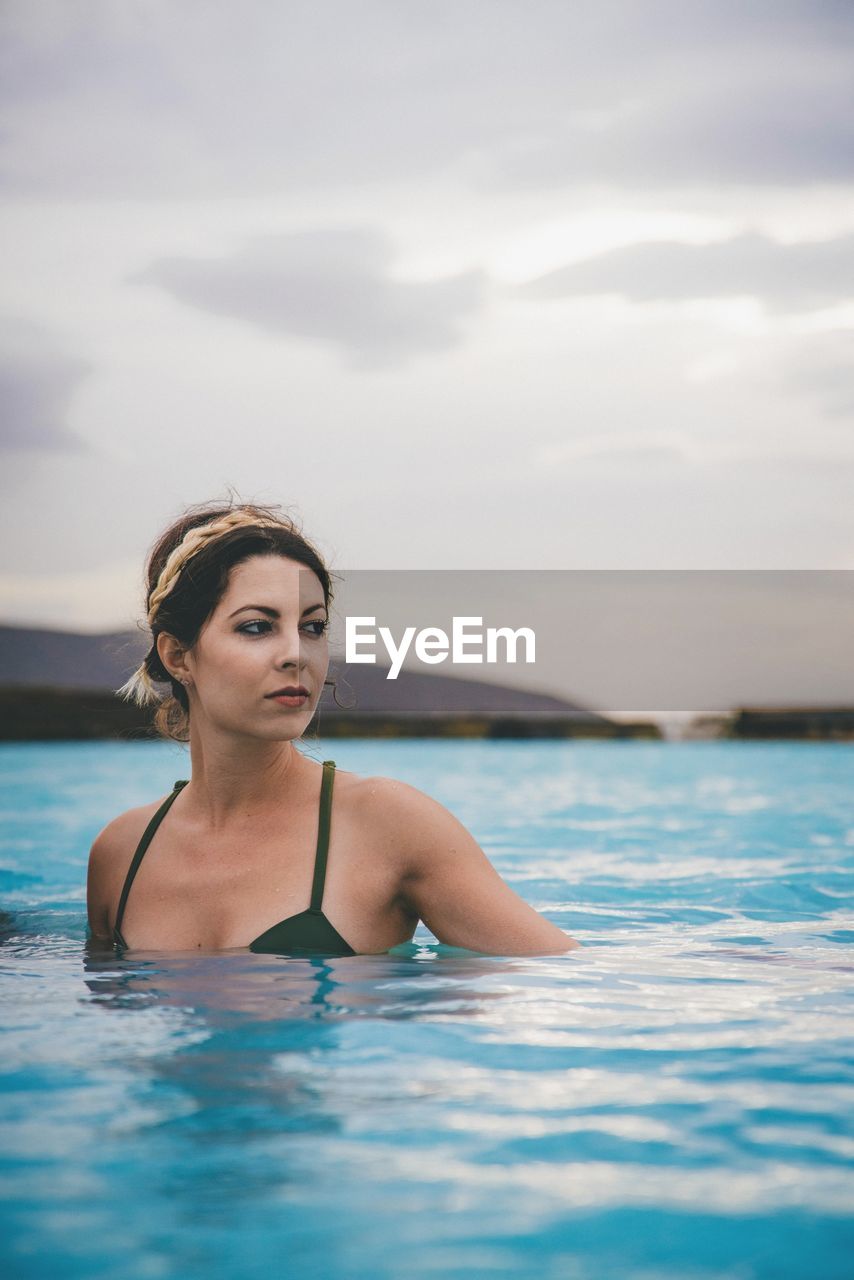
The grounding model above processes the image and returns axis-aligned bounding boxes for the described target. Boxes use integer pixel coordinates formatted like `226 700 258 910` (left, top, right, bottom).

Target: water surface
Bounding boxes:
1 740 852 1279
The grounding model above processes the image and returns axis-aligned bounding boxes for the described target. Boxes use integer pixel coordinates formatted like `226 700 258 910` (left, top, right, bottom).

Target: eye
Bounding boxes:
236 619 273 636
302 618 329 637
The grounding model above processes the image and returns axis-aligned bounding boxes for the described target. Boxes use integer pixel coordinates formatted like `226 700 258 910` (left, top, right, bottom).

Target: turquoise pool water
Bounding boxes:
1 739 852 1279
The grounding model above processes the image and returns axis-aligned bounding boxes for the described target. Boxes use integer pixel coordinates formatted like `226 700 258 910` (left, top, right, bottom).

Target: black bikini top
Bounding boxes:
112 760 357 956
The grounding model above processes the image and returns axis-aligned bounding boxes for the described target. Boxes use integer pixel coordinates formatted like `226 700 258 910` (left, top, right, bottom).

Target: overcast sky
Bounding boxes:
2 1 853 633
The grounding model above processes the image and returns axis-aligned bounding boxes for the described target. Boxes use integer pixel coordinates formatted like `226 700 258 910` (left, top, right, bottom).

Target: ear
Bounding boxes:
156 632 192 685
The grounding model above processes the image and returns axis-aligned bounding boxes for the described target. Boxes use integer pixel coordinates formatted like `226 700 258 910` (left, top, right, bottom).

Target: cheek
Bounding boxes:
305 641 329 682
301 629 327 654
214 636 266 679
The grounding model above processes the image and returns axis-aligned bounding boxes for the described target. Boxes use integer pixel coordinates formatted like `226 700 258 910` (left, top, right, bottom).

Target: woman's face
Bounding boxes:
183 554 330 741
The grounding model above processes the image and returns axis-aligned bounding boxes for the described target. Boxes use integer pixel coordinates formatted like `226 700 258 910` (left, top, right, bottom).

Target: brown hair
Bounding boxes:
122 499 333 741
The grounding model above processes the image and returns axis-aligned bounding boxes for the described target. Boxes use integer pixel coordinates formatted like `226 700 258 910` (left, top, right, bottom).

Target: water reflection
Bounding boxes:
77 942 565 1231
81 938 532 1025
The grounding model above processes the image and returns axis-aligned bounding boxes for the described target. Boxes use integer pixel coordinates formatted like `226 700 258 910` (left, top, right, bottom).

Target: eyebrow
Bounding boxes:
228 602 327 620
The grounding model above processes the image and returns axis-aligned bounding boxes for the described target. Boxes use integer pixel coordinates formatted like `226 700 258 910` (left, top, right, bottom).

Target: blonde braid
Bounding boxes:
117 508 290 707
146 509 285 624
116 662 160 707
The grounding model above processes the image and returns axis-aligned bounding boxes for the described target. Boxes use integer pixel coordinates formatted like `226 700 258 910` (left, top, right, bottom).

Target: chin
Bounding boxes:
255 719 310 741
212 712 312 742
261 712 316 741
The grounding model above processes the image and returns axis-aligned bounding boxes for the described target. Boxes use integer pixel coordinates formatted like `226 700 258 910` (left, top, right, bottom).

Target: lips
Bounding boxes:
266 686 309 698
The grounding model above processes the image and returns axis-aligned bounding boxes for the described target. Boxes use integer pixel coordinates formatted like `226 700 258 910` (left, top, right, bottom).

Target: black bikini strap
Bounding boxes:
309 761 336 913
113 781 188 945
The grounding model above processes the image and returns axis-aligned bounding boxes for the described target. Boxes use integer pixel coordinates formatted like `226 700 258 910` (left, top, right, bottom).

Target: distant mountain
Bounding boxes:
323 659 607 720
0 625 148 692
0 623 607 722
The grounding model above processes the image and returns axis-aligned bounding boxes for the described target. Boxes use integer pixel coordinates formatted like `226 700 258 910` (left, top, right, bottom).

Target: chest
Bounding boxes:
115 803 412 954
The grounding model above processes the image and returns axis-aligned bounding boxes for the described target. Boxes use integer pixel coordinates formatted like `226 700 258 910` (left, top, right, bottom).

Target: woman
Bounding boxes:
87 501 578 957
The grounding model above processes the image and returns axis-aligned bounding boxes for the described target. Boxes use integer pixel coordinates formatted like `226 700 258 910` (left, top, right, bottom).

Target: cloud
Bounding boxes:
516 232 854 312
777 329 854 419
135 229 485 368
0 320 90 452
1 2 853 197
491 58 854 190
533 431 693 469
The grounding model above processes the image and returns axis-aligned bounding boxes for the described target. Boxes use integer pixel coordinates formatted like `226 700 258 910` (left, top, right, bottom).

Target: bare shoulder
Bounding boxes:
89 798 163 866
334 769 579 956
333 770 462 868
336 771 437 810
86 797 165 940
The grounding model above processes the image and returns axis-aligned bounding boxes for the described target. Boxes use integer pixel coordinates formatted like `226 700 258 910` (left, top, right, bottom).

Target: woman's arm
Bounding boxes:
86 825 115 942
368 777 579 956
86 805 153 944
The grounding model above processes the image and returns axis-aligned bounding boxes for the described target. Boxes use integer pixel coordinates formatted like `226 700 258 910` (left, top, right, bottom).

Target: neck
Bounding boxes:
183 722 308 829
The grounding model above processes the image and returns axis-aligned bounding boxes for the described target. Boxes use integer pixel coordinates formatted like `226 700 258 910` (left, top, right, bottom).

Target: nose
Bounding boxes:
273 624 306 671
